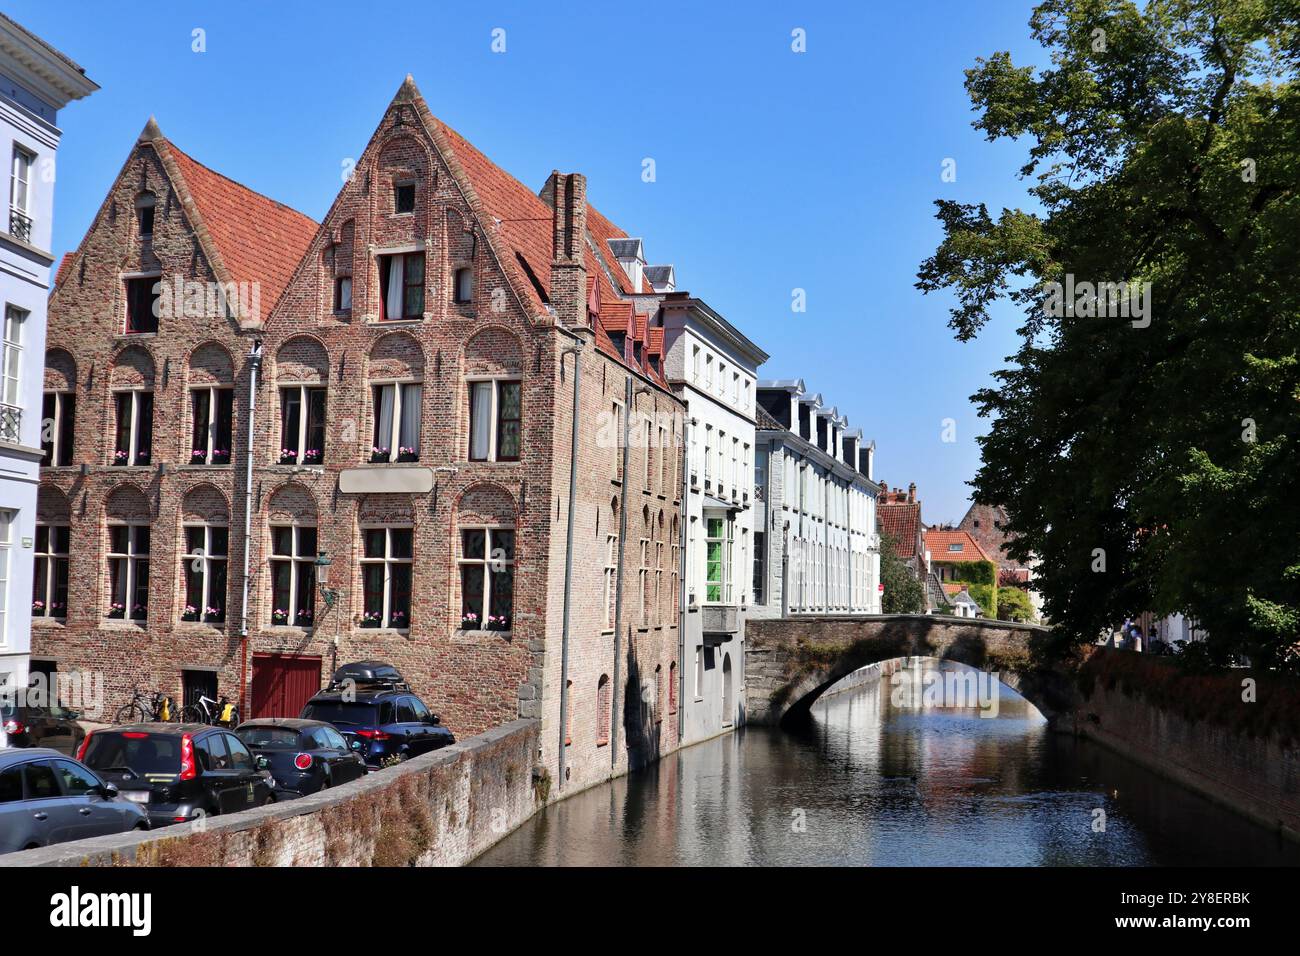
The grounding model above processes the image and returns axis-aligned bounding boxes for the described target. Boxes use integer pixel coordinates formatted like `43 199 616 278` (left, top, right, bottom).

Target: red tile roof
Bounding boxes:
925 529 993 563
416 87 667 388
878 502 923 559
165 143 318 316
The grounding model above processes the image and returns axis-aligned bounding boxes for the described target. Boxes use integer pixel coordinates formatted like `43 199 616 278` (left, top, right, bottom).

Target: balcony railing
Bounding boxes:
8 208 32 243
0 405 21 443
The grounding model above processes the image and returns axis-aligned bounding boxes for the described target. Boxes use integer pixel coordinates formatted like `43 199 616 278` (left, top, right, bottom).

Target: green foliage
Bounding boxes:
966 583 999 618
880 532 926 614
916 0 1300 669
943 558 999 587
997 586 1037 623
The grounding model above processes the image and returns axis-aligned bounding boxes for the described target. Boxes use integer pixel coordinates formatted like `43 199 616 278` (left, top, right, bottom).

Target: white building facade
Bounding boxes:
0 15 97 695
660 294 766 744
751 380 881 618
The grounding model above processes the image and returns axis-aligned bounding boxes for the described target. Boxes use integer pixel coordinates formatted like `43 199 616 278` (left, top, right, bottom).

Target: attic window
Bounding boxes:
135 193 155 237
453 267 473 304
607 331 625 356
948 543 963 552
378 252 424 321
394 182 415 214
973 519 980 528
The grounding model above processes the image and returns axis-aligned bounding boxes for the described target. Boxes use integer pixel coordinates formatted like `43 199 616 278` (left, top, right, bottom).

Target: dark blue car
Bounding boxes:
235 718 367 795
300 689 453 768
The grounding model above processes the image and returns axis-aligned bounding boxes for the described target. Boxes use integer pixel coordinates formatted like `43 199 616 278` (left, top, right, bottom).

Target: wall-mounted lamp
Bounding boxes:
315 551 340 609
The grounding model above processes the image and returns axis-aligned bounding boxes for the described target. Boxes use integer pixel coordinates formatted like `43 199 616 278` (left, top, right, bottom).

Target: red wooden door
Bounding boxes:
250 654 322 718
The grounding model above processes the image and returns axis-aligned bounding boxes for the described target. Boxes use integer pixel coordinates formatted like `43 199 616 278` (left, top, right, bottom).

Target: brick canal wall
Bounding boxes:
1 719 543 867
1072 679 1300 840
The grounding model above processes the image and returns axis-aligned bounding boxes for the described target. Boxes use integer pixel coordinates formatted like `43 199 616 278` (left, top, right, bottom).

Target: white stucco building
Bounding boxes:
751 380 881 618
0 15 97 694
660 293 766 744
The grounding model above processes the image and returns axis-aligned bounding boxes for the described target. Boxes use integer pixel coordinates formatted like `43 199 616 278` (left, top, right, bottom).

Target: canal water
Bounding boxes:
475 663 1300 866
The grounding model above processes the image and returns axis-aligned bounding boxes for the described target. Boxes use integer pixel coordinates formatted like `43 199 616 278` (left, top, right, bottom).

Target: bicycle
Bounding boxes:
183 693 239 728
114 688 179 724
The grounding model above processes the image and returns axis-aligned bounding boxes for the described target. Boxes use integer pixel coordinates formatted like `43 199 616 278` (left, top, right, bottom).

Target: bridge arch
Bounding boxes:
744 614 1078 728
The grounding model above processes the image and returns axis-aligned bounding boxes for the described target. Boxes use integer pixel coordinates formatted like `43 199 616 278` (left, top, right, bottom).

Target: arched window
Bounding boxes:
596 675 611 746
180 486 229 625
369 333 423 463
105 486 151 622
267 485 318 629
457 484 515 632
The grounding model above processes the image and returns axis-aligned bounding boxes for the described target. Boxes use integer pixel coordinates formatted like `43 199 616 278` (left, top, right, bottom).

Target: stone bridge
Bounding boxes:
744 614 1079 727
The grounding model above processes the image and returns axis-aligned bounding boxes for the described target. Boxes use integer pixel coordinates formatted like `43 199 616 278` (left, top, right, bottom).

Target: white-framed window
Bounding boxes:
603 532 617 631
468 378 521 462
371 381 422 462
189 385 233 465
694 646 703 700
610 400 624 480
10 145 33 217
112 389 153 465
360 526 413 629
0 305 24 444
704 354 713 387
654 539 664 626
691 344 700 382
32 523 69 620
638 537 649 625
107 524 150 622
41 390 75 465
458 527 514 630
0 510 11 639
705 515 731 604
269 524 316 628
181 524 228 623
643 418 654 489
280 385 326 465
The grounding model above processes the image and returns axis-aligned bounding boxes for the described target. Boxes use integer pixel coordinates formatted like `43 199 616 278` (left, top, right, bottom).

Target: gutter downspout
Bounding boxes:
676 415 689 742
557 342 583 790
610 375 635 767
238 340 262 715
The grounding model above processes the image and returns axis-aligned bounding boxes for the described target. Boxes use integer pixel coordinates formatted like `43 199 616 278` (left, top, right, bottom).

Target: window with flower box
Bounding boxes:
360 527 412 629
279 385 326 465
189 386 233 465
459 527 513 631
107 524 149 621
180 524 227 624
371 382 421 462
269 525 316 628
112 390 153 466
32 524 69 620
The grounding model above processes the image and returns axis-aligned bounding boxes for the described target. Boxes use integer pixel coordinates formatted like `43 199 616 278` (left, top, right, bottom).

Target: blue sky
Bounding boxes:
16 0 1044 525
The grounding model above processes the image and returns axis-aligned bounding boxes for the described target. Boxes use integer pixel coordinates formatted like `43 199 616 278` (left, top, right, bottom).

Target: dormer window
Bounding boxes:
378 252 424 321
135 193 156 237
453 267 473 304
394 182 415 214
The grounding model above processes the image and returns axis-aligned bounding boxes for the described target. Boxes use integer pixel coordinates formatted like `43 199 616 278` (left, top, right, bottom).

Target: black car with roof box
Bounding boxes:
77 723 274 827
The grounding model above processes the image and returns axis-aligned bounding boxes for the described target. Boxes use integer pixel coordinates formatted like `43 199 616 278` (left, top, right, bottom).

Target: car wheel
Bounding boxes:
262 795 275 807
133 822 149 831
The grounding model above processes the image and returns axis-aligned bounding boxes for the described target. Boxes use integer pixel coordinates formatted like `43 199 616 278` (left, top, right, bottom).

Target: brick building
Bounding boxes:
34 77 683 794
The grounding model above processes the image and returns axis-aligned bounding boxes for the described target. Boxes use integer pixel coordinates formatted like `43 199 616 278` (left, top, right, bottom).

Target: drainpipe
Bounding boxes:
676 415 689 742
238 340 263 714
557 342 583 790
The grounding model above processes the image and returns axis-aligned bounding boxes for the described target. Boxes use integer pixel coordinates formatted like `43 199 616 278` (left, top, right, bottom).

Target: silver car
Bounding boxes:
0 748 149 854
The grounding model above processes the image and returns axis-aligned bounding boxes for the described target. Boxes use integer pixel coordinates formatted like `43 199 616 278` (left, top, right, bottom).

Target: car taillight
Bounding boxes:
2 719 23 735
76 730 93 761
180 733 196 780
294 753 313 770
355 729 391 741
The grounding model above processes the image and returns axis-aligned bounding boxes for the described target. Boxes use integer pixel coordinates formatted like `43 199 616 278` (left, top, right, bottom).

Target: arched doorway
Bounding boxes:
722 653 734 726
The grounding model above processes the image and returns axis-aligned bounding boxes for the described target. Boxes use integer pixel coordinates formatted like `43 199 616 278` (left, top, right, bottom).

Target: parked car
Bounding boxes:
300 687 454 768
77 723 274 827
0 702 86 754
235 718 367 796
0 748 149 854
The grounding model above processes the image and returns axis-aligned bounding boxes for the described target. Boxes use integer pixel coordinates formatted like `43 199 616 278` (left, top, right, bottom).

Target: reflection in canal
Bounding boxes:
475 662 1300 866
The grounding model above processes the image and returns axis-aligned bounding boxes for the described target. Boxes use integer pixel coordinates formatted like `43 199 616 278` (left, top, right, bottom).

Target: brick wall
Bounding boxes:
33 88 683 792
0 719 542 867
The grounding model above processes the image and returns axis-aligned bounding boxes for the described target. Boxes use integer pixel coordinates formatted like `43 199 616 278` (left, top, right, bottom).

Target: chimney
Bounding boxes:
908 482 916 504
547 171 587 327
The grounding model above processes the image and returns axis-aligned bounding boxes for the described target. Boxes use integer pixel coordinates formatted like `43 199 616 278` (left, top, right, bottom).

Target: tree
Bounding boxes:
880 533 927 613
997 586 1037 623
917 0 1300 668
